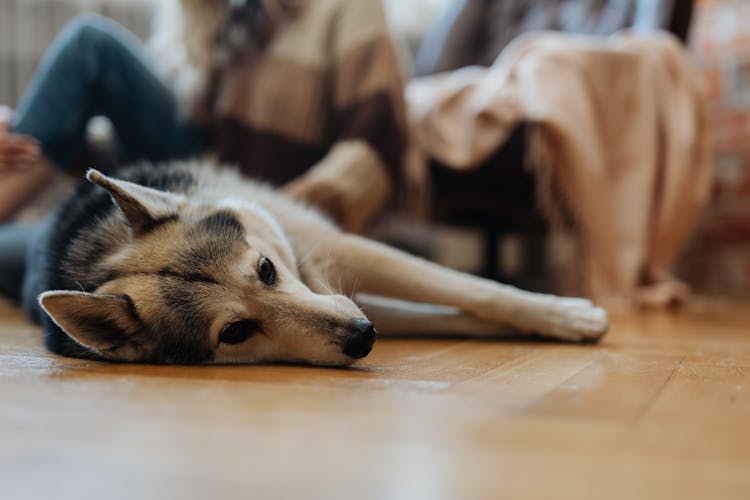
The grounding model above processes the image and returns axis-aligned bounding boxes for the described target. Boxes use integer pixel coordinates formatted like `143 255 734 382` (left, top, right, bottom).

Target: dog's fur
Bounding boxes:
30 160 608 366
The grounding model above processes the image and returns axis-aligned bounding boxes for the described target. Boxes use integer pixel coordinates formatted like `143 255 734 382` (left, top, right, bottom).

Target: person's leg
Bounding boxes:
0 14 201 222
1 14 204 298
12 13 200 165
0 15 199 222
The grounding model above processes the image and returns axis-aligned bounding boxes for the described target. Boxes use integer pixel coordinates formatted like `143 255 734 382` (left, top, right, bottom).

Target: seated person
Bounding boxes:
0 0 408 300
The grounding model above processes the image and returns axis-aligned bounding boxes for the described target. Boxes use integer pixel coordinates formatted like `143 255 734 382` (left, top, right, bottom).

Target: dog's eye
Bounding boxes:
257 256 276 286
219 320 260 345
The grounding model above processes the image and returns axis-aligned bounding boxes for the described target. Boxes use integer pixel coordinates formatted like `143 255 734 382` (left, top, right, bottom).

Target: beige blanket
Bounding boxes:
407 32 713 308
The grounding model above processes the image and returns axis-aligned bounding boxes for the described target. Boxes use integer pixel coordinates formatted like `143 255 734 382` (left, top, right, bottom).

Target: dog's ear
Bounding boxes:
86 169 185 234
39 291 144 357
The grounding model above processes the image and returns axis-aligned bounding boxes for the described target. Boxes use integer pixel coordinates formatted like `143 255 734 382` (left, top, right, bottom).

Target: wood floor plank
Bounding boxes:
0 298 749 500
524 350 684 422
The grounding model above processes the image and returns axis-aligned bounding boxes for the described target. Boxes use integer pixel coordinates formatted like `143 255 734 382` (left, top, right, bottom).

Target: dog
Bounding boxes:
28 160 609 366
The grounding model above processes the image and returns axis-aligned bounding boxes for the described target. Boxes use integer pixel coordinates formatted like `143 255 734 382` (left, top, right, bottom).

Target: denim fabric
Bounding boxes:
12 13 202 167
1 14 203 300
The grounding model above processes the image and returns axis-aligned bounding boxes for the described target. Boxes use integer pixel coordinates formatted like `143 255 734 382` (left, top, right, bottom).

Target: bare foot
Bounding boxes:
0 106 41 173
0 106 54 222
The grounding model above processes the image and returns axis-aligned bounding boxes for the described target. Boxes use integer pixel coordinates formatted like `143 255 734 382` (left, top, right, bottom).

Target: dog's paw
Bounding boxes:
515 294 609 342
535 296 609 342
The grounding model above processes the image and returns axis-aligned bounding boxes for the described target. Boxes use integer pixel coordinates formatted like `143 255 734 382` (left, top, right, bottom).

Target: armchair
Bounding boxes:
416 0 695 287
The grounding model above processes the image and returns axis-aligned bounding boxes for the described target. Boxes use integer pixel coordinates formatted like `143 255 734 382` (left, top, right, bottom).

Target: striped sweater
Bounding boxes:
163 0 409 229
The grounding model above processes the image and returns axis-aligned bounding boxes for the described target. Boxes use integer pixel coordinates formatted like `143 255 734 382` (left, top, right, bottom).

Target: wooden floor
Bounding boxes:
0 298 748 500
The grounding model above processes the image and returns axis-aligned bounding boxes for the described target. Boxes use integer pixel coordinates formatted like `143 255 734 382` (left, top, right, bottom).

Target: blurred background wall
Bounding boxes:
0 0 153 105
0 0 449 103
679 0 750 298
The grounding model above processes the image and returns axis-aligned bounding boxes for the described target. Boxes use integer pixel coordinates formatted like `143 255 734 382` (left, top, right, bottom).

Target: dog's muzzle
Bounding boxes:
342 318 376 359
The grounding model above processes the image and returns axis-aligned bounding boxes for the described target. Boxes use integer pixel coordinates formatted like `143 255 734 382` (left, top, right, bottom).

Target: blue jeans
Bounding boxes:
13 14 202 166
0 14 204 300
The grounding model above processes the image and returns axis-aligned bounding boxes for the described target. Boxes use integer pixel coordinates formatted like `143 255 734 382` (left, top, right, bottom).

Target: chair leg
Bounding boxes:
482 227 499 280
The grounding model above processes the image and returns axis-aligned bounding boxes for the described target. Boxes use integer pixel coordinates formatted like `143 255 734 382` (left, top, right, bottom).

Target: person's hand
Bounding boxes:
282 142 393 233
284 175 347 225
0 106 41 173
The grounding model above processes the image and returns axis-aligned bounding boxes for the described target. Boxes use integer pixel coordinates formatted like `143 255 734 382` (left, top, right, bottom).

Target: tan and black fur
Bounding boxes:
28 160 609 366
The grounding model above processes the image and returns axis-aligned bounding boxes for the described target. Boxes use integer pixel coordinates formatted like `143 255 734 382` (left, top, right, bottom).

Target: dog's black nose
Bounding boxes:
342 318 376 359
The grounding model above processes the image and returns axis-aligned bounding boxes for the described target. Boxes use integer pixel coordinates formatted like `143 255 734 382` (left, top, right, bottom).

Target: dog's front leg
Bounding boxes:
320 234 608 342
356 294 517 338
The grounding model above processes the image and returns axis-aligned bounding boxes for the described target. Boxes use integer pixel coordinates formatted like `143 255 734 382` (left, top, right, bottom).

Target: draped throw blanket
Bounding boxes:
407 32 713 308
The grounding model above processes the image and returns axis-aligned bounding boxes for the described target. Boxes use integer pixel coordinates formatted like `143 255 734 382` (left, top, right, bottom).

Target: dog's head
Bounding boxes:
38 169 374 366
